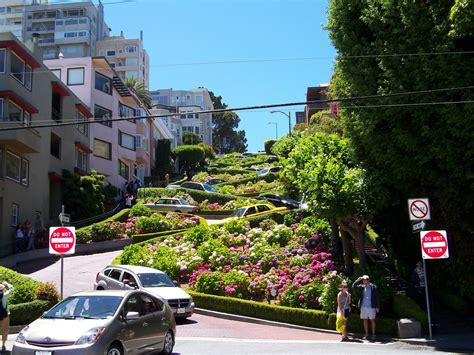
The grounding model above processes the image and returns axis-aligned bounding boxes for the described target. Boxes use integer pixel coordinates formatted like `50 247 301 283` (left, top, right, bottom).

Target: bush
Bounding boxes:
135 215 170 233
222 271 250 299
0 267 40 301
280 283 325 309
248 211 290 228
184 225 210 247
120 244 153 266
152 247 180 279
34 282 60 305
264 140 277 154
89 222 116 242
10 284 36 304
320 274 349 313
392 293 428 331
195 272 225 295
129 203 152 217
9 300 52 326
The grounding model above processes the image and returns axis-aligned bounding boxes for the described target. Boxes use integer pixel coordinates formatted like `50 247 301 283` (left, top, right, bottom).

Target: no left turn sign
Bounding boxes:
408 198 431 221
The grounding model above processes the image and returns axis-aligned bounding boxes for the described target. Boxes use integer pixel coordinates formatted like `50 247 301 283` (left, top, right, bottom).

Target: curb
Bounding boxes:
194 308 339 335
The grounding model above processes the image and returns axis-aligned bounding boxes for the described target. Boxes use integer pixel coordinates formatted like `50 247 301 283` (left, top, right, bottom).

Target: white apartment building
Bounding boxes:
0 0 26 39
96 31 149 88
150 88 214 146
45 56 154 191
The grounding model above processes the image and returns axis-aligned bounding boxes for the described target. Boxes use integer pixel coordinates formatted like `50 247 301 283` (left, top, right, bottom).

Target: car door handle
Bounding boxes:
142 322 148 327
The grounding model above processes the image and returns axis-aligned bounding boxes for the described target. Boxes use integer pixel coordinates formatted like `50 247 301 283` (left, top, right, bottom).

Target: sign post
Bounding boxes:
419 230 450 340
50 206 76 299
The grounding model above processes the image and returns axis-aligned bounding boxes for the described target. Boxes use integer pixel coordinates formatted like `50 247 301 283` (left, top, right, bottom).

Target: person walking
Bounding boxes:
15 224 25 252
411 261 426 308
337 280 351 341
0 282 14 352
352 274 380 341
24 220 35 250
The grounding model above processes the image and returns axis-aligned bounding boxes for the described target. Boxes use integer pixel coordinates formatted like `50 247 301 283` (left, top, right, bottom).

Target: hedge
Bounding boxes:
214 173 279 188
196 210 234 216
188 291 398 336
10 300 52 326
75 208 130 243
392 293 428 332
208 167 252 175
137 187 239 204
132 229 189 244
247 211 291 227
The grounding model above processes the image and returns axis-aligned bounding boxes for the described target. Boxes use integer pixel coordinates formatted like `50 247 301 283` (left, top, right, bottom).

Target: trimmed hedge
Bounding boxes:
214 173 279 188
392 293 428 332
208 167 252 175
188 291 398 335
10 300 52 326
132 228 189 244
247 211 291 227
75 208 130 244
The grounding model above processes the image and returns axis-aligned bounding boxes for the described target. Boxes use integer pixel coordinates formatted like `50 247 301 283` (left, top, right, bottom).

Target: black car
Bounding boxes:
256 194 301 209
207 178 226 185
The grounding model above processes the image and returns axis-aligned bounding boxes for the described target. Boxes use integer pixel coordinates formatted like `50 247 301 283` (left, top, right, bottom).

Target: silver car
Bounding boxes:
12 290 175 355
94 265 194 318
144 197 196 213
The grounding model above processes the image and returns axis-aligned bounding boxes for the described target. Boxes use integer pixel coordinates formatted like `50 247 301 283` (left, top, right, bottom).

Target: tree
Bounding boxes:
173 145 205 179
154 139 174 179
209 91 247 153
282 133 386 270
182 131 202 145
264 140 276 155
124 77 152 109
327 1 474 285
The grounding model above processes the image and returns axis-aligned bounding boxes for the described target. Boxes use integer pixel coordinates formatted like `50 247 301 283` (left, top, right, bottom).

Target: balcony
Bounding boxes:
0 122 41 153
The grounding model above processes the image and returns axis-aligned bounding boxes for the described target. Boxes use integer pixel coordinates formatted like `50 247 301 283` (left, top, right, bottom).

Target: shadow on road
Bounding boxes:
176 318 198 326
11 256 59 275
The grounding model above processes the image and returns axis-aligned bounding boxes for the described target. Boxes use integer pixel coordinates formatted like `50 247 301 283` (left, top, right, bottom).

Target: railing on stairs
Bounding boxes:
73 204 122 228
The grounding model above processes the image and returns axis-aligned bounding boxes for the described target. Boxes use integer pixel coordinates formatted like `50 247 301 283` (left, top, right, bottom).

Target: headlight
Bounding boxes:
16 326 29 344
75 327 106 345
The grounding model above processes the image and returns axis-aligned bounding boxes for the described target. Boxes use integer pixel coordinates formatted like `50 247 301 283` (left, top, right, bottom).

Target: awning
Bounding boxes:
51 81 70 96
75 103 93 118
48 172 63 183
74 142 92 154
0 91 39 114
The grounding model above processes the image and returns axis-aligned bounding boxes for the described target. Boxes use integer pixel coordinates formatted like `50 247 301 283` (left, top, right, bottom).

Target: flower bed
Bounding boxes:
119 218 341 312
191 172 255 183
218 180 284 195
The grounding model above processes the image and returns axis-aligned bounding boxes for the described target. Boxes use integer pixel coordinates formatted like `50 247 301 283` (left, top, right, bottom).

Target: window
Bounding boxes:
43 49 56 59
119 103 135 118
119 131 135 150
64 32 77 38
0 98 3 119
118 160 129 180
8 101 22 122
195 94 203 103
21 158 28 186
10 52 25 83
11 204 19 227
24 64 32 90
6 151 20 182
76 110 88 136
51 69 61 79
94 105 112 127
75 148 87 172
109 269 122 281
195 126 200 135
95 72 112 95
125 46 137 53
67 67 84 85
126 58 138 66
0 49 5 73
78 31 87 37
94 138 111 160
50 133 61 158
135 135 142 149
106 50 116 56
79 18 87 24
56 20 64 25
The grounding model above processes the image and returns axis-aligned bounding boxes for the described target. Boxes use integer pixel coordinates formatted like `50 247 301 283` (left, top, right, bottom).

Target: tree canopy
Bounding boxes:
173 145 205 179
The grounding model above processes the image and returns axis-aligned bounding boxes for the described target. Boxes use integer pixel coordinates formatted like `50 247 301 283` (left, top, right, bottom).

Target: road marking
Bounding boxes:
175 337 394 345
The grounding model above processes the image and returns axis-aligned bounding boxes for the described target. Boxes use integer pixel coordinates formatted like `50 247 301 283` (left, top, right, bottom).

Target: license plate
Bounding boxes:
176 308 185 314
35 352 52 355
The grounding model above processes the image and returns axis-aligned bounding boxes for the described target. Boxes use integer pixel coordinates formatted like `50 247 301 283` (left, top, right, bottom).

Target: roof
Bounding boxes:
106 265 165 274
70 289 135 297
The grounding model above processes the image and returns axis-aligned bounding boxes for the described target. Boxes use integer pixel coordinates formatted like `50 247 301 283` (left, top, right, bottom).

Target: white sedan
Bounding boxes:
144 197 197 213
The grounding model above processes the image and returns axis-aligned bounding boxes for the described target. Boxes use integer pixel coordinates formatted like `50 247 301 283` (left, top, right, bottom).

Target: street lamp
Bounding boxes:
270 110 292 136
267 121 278 140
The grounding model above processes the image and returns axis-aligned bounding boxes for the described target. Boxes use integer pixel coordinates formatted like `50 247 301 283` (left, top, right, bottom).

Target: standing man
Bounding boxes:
411 261 426 307
352 275 380 341
0 281 14 351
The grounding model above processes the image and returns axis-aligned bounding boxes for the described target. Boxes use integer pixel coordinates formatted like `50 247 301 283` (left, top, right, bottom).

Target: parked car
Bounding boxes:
180 181 219 193
265 155 279 163
256 193 302 209
144 197 197 213
206 178 225 185
257 166 282 177
246 166 260 172
95 265 194 318
165 184 181 189
13 289 175 355
223 204 287 222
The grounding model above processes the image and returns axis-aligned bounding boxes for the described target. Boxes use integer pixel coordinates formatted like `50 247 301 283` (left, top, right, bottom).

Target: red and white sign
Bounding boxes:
420 230 449 259
408 198 431 221
49 227 76 255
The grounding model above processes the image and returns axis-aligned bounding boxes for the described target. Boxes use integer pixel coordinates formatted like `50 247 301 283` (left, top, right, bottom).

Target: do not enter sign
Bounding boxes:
49 226 76 255
420 230 449 259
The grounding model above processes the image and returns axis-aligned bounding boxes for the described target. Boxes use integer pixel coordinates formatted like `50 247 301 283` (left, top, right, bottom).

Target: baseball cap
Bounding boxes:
362 275 370 280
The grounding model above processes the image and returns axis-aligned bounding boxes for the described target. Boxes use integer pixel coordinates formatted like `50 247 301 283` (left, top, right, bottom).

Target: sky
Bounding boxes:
103 0 335 152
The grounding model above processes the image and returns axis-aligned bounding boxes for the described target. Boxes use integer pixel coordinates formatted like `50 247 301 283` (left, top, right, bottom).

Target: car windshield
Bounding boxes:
203 184 218 193
257 168 269 176
43 296 122 319
231 208 246 217
178 198 189 205
138 273 175 287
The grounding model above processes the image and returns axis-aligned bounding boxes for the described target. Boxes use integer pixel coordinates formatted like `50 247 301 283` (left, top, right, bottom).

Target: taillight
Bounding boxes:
95 272 100 282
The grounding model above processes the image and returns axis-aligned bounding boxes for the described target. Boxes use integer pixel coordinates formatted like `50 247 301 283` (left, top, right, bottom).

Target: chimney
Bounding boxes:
140 30 143 42
120 31 124 38
32 33 40 44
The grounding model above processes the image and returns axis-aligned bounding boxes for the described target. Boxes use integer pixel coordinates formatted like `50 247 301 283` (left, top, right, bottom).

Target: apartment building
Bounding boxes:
0 33 92 256
96 31 149 88
0 0 26 39
150 88 214 146
45 56 154 191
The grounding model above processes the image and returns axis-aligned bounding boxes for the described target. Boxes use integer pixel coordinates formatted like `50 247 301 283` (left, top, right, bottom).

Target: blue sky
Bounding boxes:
104 0 335 152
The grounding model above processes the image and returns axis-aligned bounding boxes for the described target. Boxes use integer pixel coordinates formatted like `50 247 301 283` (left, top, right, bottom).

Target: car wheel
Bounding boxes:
107 342 123 355
96 286 104 290
160 330 174 355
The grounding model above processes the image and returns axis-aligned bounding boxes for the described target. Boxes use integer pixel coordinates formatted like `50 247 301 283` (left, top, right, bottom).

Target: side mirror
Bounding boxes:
125 311 140 320
173 281 180 287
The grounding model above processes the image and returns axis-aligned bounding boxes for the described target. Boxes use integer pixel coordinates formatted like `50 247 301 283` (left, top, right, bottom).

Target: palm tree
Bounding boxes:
124 77 152 109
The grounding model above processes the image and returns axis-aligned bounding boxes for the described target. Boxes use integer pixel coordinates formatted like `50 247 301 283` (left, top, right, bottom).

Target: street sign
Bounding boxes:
412 220 427 233
420 230 449 259
58 212 71 225
408 198 431 221
49 226 76 255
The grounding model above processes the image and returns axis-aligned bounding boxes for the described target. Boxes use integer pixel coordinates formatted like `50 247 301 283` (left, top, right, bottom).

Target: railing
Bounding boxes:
73 204 122 228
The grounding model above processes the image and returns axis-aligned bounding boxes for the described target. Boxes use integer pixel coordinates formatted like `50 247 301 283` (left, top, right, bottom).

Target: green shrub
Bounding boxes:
89 222 116 242
10 284 36 304
131 229 187 244
320 274 349 313
248 211 289 228
184 225 210 246
264 140 277 154
223 218 250 235
108 208 130 222
0 267 40 298
10 300 52 326
222 271 250 299
129 203 152 217
152 247 180 279
75 227 92 243
34 282 60 305
392 293 428 331
197 239 228 263
135 215 170 233
281 283 325 309
120 244 153 266
195 272 225 295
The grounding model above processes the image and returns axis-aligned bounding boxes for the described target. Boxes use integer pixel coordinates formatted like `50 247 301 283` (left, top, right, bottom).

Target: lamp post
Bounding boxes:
270 110 291 136
267 121 278 140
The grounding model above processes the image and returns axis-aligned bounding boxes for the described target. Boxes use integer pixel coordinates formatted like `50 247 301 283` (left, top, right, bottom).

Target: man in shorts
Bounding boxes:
352 275 380 341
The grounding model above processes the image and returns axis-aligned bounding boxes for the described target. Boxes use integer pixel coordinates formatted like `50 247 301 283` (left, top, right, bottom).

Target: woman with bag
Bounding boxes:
336 280 351 341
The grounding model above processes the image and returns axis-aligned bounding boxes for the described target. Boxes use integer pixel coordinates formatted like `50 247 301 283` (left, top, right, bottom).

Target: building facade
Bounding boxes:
96 31 149 88
45 56 154 192
0 0 26 39
150 88 214 146
0 32 92 256
304 84 331 123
